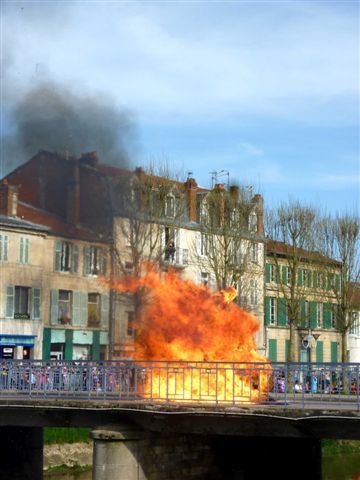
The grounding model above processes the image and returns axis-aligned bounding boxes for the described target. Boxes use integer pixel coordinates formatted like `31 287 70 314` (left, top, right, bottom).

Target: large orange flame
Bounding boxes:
111 265 270 403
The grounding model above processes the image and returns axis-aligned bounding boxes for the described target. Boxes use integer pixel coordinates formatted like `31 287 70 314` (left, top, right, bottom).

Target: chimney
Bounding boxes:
80 151 99 168
0 180 18 217
184 176 198 221
66 159 80 225
252 194 264 237
229 185 239 200
214 183 225 190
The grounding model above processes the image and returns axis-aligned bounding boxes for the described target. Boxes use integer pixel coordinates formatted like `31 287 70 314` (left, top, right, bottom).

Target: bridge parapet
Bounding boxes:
0 360 358 411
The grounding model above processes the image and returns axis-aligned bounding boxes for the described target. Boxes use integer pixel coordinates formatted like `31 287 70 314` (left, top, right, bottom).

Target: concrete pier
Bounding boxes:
91 423 145 480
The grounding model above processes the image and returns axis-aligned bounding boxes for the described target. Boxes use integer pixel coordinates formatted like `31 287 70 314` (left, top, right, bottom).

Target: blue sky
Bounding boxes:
2 0 359 213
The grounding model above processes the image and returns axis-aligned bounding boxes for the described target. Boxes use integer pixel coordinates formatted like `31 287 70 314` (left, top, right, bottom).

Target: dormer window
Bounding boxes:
249 211 257 233
165 195 175 217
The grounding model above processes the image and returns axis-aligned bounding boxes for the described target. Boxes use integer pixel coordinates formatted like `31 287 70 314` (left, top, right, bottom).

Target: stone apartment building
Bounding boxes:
3 150 265 360
0 179 110 361
348 283 360 362
265 240 342 362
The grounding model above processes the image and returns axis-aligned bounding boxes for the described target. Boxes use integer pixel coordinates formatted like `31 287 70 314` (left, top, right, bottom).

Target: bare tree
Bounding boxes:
193 184 261 304
107 166 187 356
316 213 360 361
265 200 318 362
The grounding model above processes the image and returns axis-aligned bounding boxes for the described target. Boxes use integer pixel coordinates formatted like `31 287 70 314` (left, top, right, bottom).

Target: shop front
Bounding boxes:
0 335 36 359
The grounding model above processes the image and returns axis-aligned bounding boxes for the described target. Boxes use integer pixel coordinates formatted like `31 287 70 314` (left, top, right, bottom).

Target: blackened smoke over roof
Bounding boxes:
2 81 139 175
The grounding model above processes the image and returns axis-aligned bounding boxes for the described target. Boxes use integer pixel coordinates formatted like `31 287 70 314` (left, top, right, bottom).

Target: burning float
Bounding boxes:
111 265 271 405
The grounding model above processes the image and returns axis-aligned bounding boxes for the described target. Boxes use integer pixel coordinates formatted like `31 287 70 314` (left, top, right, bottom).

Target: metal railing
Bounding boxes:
0 360 358 410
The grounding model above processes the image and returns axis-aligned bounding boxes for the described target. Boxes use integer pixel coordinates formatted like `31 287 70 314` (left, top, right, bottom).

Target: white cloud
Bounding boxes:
3 1 358 126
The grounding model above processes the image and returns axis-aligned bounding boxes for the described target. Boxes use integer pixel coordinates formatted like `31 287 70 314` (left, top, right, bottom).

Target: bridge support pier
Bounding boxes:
0 426 43 480
91 423 145 480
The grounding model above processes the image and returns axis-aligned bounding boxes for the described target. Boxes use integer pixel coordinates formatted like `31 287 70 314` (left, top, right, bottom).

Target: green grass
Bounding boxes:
322 439 360 456
44 427 91 445
44 464 92 477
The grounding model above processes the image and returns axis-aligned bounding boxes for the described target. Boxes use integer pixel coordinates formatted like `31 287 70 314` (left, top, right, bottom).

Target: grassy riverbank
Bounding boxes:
44 428 91 445
322 439 360 456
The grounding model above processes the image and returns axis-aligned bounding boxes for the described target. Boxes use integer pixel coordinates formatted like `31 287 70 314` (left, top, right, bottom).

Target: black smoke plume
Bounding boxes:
2 81 138 175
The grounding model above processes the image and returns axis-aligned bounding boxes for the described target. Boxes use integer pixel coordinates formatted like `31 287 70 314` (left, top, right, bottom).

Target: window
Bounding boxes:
304 301 309 327
165 195 175 217
19 237 29 264
316 303 323 328
164 227 176 261
88 293 100 327
127 311 136 337
332 304 337 328
250 279 258 305
302 270 307 286
14 286 30 319
283 266 291 285
84 246 106 276
249 243 258 263
270 298 276 325
200 233 208 256
58 290 72 325
269 265 275 282
5 285 40 320
200 272 209 286
248 211 257 233
54 241 79 273
350 312 360 336
0 234 8 261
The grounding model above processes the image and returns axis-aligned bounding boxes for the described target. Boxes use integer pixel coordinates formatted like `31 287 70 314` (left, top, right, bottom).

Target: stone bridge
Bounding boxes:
0 360 359 480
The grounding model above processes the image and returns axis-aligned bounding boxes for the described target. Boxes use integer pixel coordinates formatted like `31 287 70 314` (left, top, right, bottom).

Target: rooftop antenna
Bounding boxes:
209 170 230 188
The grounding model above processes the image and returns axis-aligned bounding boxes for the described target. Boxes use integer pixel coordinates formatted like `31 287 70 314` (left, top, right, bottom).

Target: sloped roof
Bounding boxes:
266 239 341 267
16 202 107 243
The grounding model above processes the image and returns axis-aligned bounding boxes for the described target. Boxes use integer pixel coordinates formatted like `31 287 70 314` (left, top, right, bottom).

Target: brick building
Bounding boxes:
2 150 265 359
0 178 110 360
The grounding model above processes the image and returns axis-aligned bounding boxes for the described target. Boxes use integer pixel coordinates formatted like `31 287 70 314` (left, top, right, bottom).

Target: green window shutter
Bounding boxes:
285 339 290 361
297 268 303 287
5 285 14 319
72 245 79 273
323 303 332 329
64 330 73 360
313 272 318 289
265 264 271 283
72 292 81 326
307 271 312 288
282 266 288 284
80 292 88 326
101 294 110 328
268 339 277 362
335 274 340 291
265 297 271 325
42 328 51 360
330 342 338 362
92 331 100 360
32 288 41 320
309 301 317 329
54 240 62 271
316 341 324 363
276 266 281 284
50 289 59 325
83 246 91 275
278 298 287 326
299 300 306 327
